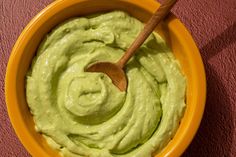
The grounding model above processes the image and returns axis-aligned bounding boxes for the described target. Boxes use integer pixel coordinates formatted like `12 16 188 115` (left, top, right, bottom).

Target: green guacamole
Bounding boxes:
26 11 186 157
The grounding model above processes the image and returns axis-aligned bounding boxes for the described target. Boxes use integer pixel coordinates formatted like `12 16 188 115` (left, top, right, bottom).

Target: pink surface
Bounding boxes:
0 0 236 156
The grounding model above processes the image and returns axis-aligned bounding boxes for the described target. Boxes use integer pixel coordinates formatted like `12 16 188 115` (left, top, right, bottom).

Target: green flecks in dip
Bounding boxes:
26 11 186 157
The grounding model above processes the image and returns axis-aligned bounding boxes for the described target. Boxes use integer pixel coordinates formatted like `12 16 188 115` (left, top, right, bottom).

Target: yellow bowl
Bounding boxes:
5 0 206 156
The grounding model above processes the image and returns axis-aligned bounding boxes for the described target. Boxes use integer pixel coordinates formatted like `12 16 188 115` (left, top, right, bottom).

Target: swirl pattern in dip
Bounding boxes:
26 11 186 157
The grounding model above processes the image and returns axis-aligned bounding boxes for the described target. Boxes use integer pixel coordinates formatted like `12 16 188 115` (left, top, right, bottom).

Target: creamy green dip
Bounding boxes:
26 11 186 157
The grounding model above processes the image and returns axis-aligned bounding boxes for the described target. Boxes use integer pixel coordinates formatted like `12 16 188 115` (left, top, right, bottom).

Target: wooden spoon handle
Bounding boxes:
117 0 177 68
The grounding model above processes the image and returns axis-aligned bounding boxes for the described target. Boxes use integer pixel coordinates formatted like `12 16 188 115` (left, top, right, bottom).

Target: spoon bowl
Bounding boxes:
86 62 127 91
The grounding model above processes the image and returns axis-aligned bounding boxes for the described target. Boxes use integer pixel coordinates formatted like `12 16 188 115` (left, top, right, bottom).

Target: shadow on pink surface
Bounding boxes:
183 22 236 157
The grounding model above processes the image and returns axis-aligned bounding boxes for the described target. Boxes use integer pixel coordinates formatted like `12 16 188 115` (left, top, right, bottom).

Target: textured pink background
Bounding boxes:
0 0 236 156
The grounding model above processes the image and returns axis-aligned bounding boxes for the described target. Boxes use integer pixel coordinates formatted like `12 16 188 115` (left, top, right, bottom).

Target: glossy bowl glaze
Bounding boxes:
5 0 206 156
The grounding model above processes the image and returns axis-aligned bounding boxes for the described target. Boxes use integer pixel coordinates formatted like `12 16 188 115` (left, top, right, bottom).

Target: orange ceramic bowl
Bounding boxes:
5 0 206 157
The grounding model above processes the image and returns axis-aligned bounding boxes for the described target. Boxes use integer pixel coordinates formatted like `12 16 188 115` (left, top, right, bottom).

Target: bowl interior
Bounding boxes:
6 0 206 157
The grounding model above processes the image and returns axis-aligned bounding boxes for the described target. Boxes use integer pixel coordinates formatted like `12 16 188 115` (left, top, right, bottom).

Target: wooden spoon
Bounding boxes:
86 0 177 91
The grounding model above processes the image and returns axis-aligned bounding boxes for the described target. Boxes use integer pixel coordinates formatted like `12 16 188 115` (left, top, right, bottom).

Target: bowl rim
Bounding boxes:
5 0 206 157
